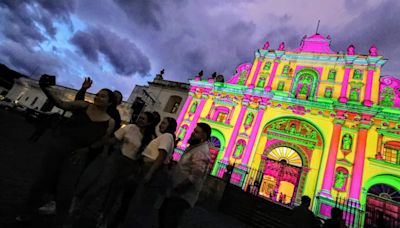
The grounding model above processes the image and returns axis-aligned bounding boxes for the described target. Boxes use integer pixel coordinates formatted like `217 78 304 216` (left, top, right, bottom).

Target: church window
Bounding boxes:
264 61 272 71
164 96 182 113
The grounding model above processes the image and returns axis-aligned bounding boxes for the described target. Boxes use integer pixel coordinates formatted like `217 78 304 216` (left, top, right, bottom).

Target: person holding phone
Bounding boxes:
17 74 115 225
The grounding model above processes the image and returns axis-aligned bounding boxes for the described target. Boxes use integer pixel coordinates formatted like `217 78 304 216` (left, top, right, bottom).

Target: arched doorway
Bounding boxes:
209 136 221 170
253 116 324 205
259 146 303 205
364 184 400 228
209 128 226 175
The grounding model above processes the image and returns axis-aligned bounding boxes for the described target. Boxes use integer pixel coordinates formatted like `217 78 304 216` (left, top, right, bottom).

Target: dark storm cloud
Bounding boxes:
70 27 151 76
0 0 76 47
0 41 63 78
331 0 400 75
114 0 162 30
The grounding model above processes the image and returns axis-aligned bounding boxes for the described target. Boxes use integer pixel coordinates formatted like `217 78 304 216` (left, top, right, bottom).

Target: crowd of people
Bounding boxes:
16 75 212 228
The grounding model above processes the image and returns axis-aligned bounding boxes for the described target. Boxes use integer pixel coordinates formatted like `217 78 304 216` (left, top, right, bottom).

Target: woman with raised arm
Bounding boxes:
17 75 115 225
68 111 157 228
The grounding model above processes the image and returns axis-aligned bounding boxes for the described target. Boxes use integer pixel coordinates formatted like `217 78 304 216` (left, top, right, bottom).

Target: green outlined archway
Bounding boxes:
360 174 400 205
210 128 226 175
260 115 327 150
290 68 320 101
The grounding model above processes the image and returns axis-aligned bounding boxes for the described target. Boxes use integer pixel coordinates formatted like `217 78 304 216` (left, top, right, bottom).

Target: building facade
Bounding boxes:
174 34 400 226
127 70 190 126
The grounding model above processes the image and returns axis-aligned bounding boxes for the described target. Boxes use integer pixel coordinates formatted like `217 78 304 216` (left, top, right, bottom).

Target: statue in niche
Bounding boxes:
189 102 197 113
238 71 247 85
347 44 355 55
380 87 395 107
334 171 347 189
282 66 290 75
325 88 333 98
277 82 285 91
353 70 362 79
342 134 352 150
178 127 186 140
244 113 254 126
257 77 266 87
328 70 336 80
234 141 245 158
289 124 297 135
349 89 359 101
299 84 309 95
264 62 272 70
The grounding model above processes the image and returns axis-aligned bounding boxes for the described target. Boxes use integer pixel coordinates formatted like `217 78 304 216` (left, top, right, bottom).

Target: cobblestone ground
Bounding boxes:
0 109 250 228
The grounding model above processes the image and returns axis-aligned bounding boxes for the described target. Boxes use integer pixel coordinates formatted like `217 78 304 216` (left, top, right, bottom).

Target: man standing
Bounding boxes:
290 195 320 228
158 123 212 228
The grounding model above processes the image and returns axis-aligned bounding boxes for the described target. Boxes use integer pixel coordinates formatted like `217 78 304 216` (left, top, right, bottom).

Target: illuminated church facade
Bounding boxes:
174 33 400 226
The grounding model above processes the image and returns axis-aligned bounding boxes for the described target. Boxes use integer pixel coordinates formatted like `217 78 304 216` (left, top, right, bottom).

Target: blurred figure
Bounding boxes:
17 75 115 225
289 196 320 228
158 123 212 228
120 117 177 228
68 112 157 228
323 207 347 228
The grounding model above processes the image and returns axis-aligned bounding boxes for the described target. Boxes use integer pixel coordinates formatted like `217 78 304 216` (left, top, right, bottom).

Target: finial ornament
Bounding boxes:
278 42 285 51
369 45 378 56
262 41 270 50
347 44 355 55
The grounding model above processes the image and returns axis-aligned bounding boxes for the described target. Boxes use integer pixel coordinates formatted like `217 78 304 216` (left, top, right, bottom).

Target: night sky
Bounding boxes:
0 0 399 99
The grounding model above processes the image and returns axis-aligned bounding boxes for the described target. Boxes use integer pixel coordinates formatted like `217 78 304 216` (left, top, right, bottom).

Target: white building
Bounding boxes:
128 70 190 124
6 77 132 122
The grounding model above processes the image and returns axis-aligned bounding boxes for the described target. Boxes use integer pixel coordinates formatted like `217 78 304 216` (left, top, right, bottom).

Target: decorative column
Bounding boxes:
363 66 374 107
265 60 280 92
176 88 194 129
181 94 208 147
242 98 267 165
338 67 352 103
375 134 383 160
223 96 250 160
249 54 264 87
349 124 370 201
320 118 344 198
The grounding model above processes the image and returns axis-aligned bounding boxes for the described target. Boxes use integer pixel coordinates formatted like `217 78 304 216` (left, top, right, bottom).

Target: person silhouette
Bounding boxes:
289 196 319 228
323 207 347 228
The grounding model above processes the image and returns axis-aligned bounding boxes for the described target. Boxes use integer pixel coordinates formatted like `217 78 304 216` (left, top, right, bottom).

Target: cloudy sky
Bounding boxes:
0 0 399 99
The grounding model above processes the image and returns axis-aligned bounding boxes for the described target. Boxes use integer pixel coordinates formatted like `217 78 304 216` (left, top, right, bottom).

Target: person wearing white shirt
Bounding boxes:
122 117 177 228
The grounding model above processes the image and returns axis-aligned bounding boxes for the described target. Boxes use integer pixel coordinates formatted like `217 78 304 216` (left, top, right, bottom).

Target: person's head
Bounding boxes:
330 207 343 220
136 111 156 128
94 88 115 109
300 195 311 208
113 90 123 105
152 111 161 126
159 117 177 135
188 122 211 146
